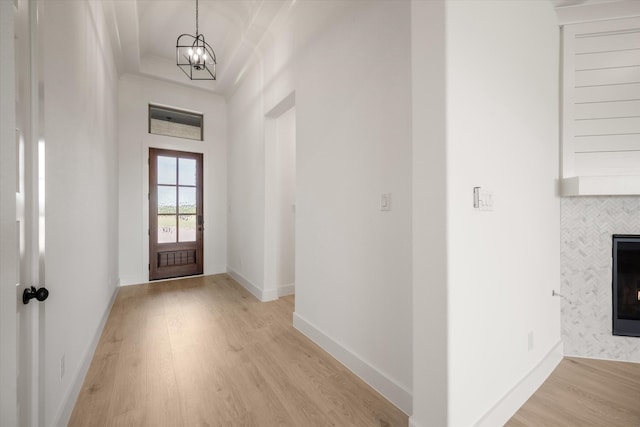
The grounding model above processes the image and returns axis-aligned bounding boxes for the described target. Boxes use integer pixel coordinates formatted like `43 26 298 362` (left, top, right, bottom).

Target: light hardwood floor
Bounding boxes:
69 274 408 427
507 356 640 426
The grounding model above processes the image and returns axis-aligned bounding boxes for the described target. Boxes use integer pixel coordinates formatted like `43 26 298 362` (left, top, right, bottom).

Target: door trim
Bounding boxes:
148 148 204 281
0 0 19 423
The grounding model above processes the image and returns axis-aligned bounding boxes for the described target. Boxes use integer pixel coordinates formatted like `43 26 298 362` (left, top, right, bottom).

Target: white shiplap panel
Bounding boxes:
575 151 640 176
563 17 640 183
567 16 640 35
574 31 640 54
563 24 578 178
573 133 640 153
575 83 640 103
575 99 640 120
576 49 640 70
574 116 640 136
575 66 640 87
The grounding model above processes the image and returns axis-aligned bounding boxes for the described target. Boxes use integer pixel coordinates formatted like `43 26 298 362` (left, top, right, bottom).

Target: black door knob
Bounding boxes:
22 286 49 304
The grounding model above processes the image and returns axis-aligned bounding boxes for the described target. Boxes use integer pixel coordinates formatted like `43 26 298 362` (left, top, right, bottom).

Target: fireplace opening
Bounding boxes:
612 235 640 337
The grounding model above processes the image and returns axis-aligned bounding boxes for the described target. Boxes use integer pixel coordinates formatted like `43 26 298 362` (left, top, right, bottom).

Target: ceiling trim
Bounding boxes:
555 0 640 24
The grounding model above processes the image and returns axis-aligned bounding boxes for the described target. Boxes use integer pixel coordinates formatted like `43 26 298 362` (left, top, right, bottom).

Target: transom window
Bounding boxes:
149 104 203 141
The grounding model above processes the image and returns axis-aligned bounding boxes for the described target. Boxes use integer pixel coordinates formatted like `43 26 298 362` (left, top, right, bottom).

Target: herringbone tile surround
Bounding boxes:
562 197 640 360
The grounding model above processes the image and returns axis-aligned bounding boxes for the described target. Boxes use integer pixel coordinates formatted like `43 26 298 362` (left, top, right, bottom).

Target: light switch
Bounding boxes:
381 193 392 211
473 187 494 211
479 189 493 211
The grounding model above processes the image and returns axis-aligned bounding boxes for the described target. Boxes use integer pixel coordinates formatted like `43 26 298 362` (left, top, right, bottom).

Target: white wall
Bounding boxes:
445 1 561 425
294 1 413 411
41 0 120 424
227 61 268 295
411 0 449 424
227 0 413 413
118 74 227 286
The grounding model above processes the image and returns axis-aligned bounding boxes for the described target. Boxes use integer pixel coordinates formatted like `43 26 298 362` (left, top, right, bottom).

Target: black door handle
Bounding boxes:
23 286 49 305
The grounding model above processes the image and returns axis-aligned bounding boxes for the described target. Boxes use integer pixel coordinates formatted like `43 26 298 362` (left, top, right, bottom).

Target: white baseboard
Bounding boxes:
54 283 119 427
120 275 205 287
293 312 412 415
118 275 144 286
408 419 426 427
118 266 226 287
205 265 227 276
474 340 564 427
226 267 277 302
562 352 640 364
262 288 278 302
278 282 295 297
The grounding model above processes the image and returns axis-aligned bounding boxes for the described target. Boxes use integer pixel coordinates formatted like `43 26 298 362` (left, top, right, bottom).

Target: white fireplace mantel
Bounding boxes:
560 176 640 197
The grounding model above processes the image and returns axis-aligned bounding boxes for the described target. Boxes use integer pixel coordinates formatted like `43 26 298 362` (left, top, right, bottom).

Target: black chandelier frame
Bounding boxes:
176 0 217 81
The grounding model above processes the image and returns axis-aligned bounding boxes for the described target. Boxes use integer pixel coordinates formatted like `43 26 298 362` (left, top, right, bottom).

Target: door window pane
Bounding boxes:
179 187 196 214
178 215 196 242
157 156 177 185
158 186 177 214
179 158 196 186
158 215 177 243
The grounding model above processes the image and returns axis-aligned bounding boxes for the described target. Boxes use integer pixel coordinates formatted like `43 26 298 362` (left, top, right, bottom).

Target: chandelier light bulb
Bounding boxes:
193 53 199 62
202 53 207 61
188 48 193 56
196 47 202 55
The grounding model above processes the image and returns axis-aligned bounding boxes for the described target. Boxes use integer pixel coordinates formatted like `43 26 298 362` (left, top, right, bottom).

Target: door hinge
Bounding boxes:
148 263 150 270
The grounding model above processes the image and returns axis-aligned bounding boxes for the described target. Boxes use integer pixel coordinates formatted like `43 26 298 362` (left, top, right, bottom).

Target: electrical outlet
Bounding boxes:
60 354 65 379
528 332 534 351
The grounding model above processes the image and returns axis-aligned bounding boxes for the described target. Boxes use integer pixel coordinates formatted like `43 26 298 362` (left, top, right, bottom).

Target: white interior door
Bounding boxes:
14 0 46 425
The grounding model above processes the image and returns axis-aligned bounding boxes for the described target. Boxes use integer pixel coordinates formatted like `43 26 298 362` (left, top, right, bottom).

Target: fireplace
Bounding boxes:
612 235 640 337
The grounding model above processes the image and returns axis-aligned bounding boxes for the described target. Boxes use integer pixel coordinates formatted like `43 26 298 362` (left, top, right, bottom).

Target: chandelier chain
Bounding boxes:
196 0 199 36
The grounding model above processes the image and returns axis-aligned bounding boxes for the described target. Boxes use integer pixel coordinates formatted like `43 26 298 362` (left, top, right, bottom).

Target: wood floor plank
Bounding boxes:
67 351 119 427
70 274 407 426
145 314 183 427
507 356 640 427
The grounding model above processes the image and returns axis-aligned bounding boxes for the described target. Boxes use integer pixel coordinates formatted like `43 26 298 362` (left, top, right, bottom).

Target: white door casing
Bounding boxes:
0 0 19 424
13 0 46 425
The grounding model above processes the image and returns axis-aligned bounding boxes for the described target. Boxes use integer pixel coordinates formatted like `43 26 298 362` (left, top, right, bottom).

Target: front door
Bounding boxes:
149 148 204 280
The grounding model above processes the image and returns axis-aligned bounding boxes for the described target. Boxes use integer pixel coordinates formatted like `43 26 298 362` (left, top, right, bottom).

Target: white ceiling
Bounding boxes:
108 0 292 96
107 0 631 97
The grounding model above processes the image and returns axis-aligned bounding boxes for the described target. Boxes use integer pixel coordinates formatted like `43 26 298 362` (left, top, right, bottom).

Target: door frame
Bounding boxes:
264 92 297 300
148 148 204 281
1 0 45 425
16 0 46 425
141 138 208 284
0 0 19 424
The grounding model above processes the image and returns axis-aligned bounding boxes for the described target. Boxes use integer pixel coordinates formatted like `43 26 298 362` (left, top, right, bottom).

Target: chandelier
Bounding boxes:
176 0 217 80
